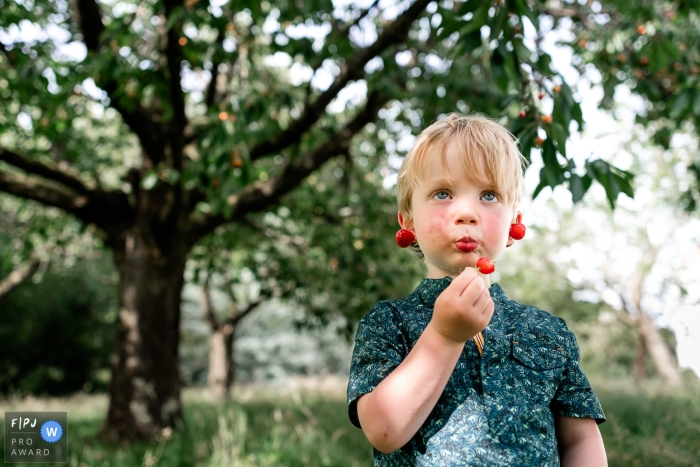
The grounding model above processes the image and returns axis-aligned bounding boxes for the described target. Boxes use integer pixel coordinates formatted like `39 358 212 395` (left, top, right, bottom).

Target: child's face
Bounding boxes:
400 141 514 279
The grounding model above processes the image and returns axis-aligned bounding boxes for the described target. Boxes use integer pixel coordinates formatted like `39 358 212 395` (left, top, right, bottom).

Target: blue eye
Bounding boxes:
481 192 498 202
434 191 450 200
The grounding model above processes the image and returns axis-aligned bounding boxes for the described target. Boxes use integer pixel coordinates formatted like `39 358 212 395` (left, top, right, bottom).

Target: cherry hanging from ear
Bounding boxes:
509 213 526 240
395 229 415 248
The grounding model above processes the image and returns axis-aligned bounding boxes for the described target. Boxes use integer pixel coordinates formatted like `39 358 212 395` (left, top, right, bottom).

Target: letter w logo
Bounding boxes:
46 427 58 437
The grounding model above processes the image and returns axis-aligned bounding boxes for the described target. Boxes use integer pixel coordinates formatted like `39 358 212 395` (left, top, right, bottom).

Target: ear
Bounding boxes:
397 212 414 231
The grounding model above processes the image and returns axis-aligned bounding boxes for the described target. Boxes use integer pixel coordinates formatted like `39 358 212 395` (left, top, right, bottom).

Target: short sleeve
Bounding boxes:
347 302 407 428
550 325 606 424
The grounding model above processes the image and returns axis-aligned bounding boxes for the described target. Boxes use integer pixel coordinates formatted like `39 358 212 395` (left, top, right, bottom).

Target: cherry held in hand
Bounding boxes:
476 257 495 274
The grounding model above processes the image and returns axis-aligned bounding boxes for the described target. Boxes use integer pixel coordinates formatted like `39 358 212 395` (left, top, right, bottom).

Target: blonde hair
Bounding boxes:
397 113 527 222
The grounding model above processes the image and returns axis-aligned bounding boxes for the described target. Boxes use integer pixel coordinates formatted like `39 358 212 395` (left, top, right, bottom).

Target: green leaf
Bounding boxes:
550 122 568 158
507 112 529 134
652 127 672 149
517 126 537 164
669 89 692 119
541 139 564 187
512 0 539 29
460 2 490 36
141 172 158 190
457 0 490 16
532 177 548 198
692 91 700 117
536 53 553 74
490 5 508 40
569 174 585 202
512 37 532 62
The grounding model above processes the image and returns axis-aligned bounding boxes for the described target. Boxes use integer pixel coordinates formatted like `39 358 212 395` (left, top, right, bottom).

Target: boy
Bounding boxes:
347 114 606 466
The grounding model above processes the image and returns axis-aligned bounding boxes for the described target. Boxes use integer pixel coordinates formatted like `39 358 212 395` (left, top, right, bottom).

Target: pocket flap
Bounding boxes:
510 332 567 370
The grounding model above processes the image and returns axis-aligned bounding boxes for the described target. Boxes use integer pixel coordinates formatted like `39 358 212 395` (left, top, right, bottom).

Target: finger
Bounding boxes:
450 268 478 297
474 294 493 315
461 272 485 301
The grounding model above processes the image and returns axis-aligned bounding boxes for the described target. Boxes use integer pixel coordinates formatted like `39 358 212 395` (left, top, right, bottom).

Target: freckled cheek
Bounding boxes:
420 213 449 242
483 216 509 240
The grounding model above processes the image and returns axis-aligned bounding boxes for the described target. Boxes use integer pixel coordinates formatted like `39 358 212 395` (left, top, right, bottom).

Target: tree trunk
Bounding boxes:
638 308 683 387
101 216 188 441
208 323 235 399
634 333 646 382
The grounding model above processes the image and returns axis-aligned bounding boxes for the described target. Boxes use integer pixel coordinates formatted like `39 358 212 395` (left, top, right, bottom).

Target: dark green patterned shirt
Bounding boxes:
347 277 605 466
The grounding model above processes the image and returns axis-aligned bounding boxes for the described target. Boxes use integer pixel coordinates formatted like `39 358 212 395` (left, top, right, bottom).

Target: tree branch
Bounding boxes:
186 90 389 244
248 0 431 161
0 169 134 233
162 0 187 163
73 0 166 164
0 147 91 194
228 299 262 327
0 255 41 300
199 278 220 332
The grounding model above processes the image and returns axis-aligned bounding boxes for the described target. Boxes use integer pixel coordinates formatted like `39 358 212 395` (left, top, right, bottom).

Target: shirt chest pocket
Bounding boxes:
508 332 567 402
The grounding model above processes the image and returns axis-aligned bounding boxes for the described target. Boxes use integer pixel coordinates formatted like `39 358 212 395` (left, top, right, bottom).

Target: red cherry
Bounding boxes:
476 257 495 274
538 92 545 100
395 229 415 248
518 110 527 118
509 223 526 240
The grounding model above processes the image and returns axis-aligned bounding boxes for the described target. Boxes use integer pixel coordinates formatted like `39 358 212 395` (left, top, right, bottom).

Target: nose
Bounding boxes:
453 197 478 225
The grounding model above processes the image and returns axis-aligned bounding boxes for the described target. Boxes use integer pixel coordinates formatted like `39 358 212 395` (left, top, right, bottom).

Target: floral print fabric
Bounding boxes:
347 277 605 466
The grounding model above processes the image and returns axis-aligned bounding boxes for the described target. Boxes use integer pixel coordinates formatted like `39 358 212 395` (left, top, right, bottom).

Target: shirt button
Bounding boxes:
487 367 496 376
534 356 544 365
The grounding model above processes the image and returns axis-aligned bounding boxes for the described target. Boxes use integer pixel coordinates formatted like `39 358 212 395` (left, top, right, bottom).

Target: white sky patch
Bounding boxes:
290 62 314 86
328 80 368 113
81 78 108 101
285 21 332 52
17 112 33 131
349 15 378 47
310 59 339 91
207 0 227 18
181 67 208 92
262 9 281 35
111 2 137 17
424 53 450 73
395 49 412 66
223 38 236 52
53 41 87 62
264 51 293 68
365 56 384 73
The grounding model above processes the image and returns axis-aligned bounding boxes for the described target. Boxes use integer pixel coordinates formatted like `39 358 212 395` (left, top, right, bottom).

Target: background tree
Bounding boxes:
0 0 636 441
555 0 700 209
190 144 424 398
0 199 117 395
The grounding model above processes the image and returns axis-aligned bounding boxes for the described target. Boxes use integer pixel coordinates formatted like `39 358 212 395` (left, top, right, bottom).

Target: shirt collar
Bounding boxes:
414 276 508 307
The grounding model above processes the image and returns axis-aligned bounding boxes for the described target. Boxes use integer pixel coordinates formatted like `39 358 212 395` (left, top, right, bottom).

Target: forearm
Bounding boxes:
357 324 464 453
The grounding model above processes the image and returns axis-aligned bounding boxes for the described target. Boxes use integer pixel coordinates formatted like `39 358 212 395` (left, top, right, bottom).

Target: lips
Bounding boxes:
454 237 479 253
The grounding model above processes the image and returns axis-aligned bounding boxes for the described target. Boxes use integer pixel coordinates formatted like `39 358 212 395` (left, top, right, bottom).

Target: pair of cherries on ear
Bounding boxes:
394 214 526 275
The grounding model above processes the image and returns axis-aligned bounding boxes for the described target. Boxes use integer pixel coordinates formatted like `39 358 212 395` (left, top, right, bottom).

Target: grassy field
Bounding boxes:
1 376 699 466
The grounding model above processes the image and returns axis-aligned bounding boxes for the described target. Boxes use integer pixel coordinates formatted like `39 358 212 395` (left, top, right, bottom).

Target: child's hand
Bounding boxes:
429 268 494 344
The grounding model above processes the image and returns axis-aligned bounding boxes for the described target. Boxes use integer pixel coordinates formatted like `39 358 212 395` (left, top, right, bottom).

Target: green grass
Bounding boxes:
595 377 700 467
1 377 699 466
